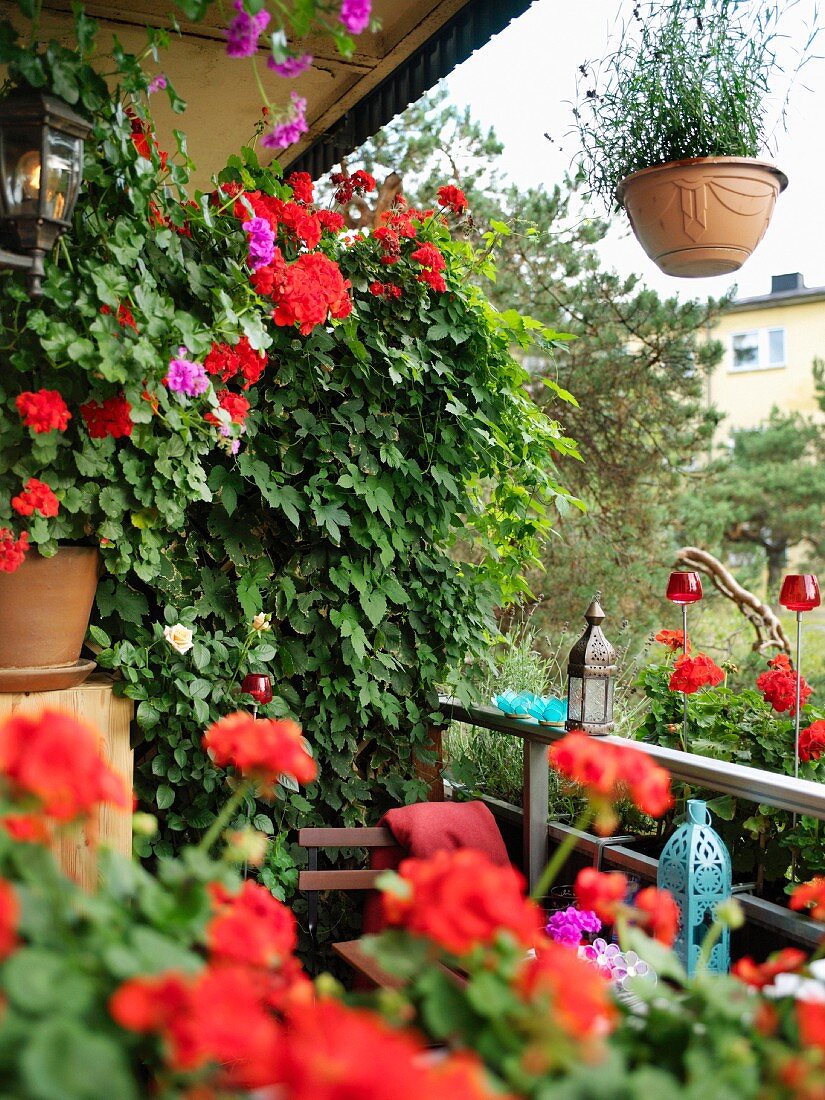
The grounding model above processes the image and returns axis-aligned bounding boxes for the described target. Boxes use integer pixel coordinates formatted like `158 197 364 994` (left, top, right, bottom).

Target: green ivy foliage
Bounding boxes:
0 10 581 887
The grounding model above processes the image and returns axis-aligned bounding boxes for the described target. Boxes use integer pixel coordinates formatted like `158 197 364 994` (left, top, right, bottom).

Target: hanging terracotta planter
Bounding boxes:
0 546 100 692
615 157 788 278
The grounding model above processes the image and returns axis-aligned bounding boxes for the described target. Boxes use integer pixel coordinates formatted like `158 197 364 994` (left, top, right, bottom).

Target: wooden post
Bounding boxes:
0 677 134 890
415 725 445 802
523 739 549 892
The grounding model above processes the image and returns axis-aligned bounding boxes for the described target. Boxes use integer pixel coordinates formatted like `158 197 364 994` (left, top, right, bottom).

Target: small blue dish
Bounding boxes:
492 691 567 726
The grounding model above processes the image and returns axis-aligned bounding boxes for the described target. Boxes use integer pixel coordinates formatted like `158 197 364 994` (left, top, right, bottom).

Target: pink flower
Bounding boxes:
148 74 167 94
339 0 371 35
243 216 276 270
267 52 313 77
225 0 270 58
261 94 308 150
166 350 209 396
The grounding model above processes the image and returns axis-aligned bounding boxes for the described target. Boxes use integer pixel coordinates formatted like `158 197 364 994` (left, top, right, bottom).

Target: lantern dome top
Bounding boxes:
568 598 616 670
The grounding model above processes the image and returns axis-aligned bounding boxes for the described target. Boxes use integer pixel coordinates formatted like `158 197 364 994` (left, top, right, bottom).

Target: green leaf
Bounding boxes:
359 590 387 629
21 1019 138 1100
156 784 175 810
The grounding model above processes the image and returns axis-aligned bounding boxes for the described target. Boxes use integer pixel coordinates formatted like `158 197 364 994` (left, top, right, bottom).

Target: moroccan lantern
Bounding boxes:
565 598 617 736
658 799 732 976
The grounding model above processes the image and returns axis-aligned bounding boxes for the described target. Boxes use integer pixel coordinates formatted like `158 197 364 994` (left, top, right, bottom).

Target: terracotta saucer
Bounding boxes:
0 659 97 694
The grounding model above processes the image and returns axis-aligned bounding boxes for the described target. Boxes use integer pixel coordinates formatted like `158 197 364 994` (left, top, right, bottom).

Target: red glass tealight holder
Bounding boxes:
665 571 703 605
779 574 821 613
241 673 273 707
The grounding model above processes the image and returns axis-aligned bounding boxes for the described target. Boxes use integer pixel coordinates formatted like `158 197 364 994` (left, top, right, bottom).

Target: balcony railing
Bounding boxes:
438 697 825 947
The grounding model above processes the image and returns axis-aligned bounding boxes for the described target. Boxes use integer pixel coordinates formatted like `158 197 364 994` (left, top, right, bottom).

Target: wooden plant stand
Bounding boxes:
0 677 134 890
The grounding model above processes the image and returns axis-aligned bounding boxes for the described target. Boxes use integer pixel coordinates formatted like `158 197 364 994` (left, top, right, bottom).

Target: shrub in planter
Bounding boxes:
573 0 817 276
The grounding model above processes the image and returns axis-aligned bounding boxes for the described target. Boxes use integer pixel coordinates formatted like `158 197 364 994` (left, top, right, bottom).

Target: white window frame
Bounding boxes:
729 327 786 372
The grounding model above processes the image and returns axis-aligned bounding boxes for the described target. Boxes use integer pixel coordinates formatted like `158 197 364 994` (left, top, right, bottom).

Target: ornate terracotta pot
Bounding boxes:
615 157 788 278
0 546 100 691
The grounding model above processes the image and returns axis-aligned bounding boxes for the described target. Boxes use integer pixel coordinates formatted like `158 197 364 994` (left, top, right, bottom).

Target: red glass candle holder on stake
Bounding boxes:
666 571 703 752
779 575 821 780
241 672 273 719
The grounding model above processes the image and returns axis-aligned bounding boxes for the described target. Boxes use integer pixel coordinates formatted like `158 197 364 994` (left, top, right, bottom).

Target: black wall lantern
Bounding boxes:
0 88 92 296
565 597 617 736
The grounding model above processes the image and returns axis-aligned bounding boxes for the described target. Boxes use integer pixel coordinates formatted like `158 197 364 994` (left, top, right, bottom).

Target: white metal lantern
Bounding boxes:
565 598 617 736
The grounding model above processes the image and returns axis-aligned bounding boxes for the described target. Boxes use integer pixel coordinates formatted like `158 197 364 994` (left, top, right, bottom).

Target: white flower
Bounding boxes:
163 623 194 655
252 612 272 632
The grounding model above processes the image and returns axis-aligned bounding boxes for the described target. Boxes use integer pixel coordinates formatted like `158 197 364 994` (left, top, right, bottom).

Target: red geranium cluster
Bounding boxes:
655 628 688 652
11 478 59 518
790 877 825 921
203 712 317 791
0 710 129 822
0 529 29 573
128 111 167 169
369 280 402 299
15 389 71 433
100 303 138 332
238 191 323 250
373 225 401 264
437 184 469 214
548 731 673 834
316 209 346 233
800 720 825 763
286 170 314 204
380 848 542 955
668 652 725 694
411 241 447 293
574 869 679 945
757 653 812 715
204 337 267 389
207 880 298 969
732 947 807 989
79 393 134 439
0 881 19 960
271 251 352 335
517 940 616 1044
331 168 376 204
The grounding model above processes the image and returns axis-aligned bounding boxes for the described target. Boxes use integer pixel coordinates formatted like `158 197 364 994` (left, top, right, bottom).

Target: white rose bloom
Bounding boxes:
252 612 272 632
163 623 195 655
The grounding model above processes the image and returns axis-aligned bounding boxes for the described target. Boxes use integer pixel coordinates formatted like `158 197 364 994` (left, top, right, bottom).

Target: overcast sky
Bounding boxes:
444 0 825 302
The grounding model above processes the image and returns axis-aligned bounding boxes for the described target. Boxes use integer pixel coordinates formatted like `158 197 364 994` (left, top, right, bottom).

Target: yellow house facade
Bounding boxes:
708 273 825 438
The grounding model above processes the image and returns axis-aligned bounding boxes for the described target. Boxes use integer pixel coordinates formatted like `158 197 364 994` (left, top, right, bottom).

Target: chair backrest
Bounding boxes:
297 826 395 892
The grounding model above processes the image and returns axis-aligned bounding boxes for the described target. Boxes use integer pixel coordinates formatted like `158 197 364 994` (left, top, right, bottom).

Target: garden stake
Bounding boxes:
682 603 689 754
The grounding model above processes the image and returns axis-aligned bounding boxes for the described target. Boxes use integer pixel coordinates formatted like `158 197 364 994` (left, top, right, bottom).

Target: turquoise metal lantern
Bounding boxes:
657 799 732 975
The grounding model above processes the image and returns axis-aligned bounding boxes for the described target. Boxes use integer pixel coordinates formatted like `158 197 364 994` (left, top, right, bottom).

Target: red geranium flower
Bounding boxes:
286 170 314 204
111 966 282 1089
207 880 297 969
206 390 250 428
79 393 133 439
316 209 346 234
800 719 825 763
1 814 51 844
798 1001 825 1051
655 628 688 652
548 732 672 834
410 242 446 272
15 389 71 433
516 939 616 1043
271 252 352 335
418 268 447 293
574 867 628 923
437 184 469 214
11 478 59 518
128 111 168 170
668 652 725 694
0 710 129 821
732 947 807 989
380 848 542 955
203 712 317 789
790 877 825 921
0 529 29 573
757 653 812 714
632 885 680 946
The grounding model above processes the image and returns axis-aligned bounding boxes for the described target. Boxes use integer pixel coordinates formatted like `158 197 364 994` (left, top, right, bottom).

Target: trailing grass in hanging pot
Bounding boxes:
573 0 817 278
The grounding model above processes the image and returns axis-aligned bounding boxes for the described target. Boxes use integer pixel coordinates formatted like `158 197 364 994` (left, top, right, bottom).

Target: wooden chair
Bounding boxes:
298 826 402 989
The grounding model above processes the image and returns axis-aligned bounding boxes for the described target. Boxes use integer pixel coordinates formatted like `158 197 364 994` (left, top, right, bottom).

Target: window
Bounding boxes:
730 327 786 371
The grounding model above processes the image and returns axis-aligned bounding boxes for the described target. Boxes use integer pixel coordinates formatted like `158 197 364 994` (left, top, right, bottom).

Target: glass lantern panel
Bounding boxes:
606 678 615 724
43 129 82 222
0 126 41 218
568 676 583 723
584 679 608 723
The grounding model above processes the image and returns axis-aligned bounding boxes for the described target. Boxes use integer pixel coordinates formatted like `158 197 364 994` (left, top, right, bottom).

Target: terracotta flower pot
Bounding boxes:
615 157 788 278
0 546 100 692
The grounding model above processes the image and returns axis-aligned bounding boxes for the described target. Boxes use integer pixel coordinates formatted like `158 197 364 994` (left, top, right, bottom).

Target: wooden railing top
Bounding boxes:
440 697 825 822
